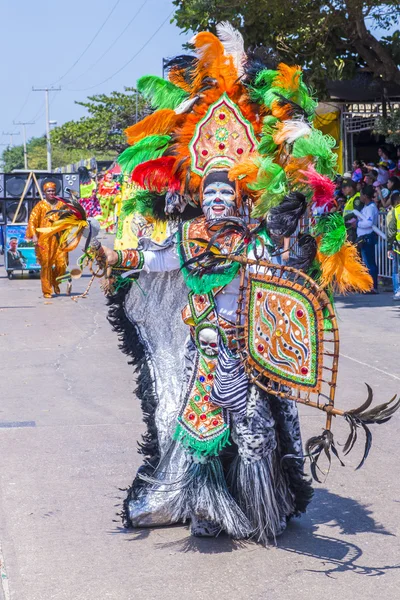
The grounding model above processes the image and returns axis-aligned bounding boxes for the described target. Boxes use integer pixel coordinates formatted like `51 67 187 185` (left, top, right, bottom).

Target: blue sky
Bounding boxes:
1 0 191 143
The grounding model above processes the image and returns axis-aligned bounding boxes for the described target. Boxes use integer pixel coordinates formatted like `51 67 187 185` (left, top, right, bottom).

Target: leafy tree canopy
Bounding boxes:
50 88 148 153
1 136 102 172
172 0 400 95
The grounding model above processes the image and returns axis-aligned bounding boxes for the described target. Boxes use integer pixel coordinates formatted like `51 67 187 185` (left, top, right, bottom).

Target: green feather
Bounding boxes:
137 75 188 109
258 116 278 155
249 157 288 217
292 128 337 176
314 213 347 256
249 69 278 102
118 134 170 174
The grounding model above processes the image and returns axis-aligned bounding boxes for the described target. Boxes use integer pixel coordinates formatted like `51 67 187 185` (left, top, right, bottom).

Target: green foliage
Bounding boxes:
374 108 400 146
172 0 400 96
1 136 96 171
50 88 149 153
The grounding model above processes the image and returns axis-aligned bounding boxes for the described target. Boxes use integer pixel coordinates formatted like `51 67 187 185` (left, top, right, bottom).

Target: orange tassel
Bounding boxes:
318 243 373 294
125 109 178 145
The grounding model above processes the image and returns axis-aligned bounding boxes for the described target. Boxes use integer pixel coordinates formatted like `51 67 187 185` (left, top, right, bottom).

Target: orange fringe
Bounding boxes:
125 109 178 145
318 243 373 294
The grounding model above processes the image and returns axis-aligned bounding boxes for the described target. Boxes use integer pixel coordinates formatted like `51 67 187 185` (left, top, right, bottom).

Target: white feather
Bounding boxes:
174 96 199 114
278 120 312 145
216 21 246 77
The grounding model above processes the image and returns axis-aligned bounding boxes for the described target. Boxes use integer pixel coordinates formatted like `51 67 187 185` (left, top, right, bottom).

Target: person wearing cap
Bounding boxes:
26 181 67 298
7 236 27 270
342 178 362 243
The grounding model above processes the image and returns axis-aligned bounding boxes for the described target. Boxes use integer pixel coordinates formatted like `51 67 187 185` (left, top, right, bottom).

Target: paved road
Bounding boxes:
0 247 399 600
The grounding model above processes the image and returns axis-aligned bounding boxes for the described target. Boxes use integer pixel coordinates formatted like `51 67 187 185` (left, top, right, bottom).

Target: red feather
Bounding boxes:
299 165 335 207
131 157 181 193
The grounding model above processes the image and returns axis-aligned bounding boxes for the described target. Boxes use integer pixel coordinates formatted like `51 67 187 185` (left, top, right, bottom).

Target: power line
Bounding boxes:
50 0 122 85
13 90 32 123
66 9 173 93
65 0 149 86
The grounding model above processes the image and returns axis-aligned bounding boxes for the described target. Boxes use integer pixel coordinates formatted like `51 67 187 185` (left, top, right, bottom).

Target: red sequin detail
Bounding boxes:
219 113 226 120
198 295 205 303
200 414 207 421
219 143 225 150
257 344 264 353
188 413 195 420
207 374 214 381
202 150 208 156
204 394 210 402
297 309 304 318
257 291 263 299
237 148 244 155
244 237 251 244
212 419 219 427
301 367 309 375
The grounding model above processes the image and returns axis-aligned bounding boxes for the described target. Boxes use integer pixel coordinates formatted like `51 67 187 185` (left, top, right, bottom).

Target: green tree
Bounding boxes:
1 136 105 172
50 88 148 153
172 0 400 95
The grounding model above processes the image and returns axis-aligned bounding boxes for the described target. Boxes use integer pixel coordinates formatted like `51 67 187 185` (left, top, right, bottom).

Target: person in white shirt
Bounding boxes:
357 185 379 292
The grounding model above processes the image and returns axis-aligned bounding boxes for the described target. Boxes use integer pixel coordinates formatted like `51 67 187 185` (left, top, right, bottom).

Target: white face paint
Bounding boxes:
202 181 237 221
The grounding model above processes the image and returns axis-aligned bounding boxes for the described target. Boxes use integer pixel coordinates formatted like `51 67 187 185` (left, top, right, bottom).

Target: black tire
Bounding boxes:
7 271 13 279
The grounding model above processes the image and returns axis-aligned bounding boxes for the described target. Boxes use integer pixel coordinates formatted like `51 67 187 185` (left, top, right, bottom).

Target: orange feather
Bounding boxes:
191 31 238 93
125 109 178 145
275 63 302 93
318 243 373 294
229 157 259 183
168 67 192 93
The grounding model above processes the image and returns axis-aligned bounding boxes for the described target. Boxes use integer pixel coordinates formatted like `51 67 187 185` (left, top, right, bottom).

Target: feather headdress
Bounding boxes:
115 22 365 292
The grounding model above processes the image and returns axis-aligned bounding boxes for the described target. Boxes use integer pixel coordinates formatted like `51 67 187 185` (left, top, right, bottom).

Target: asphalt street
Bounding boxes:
0 245 399 600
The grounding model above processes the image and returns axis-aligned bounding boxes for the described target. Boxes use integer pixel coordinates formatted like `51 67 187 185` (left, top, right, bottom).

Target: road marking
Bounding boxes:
0 541 10 600
340 353 400 382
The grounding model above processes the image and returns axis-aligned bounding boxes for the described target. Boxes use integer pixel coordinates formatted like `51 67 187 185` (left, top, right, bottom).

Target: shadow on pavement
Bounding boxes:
114 487 400 575
336 292 400 311
276 487 399 577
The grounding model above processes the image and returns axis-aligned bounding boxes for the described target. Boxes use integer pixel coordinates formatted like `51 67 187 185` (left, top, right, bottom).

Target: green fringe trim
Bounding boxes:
180 261 240 294
173 421 231 458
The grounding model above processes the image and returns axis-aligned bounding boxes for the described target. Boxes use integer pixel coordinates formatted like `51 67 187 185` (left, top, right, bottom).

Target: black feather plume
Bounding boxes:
266 191 307 238
288 233 317 273
274 92 310 120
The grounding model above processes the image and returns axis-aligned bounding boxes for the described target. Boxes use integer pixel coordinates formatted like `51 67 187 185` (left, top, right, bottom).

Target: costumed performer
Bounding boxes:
26 181 67 298
78 166 101 218
98 24 379 543
45 23 399 544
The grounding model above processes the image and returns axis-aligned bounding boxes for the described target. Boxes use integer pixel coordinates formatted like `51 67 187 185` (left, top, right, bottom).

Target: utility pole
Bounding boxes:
2 131 20 147
32 86 61 172
14 121 35 169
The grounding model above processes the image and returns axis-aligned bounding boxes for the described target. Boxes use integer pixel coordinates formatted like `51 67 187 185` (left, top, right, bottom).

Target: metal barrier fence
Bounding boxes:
376 213 392 279
292 212 392 279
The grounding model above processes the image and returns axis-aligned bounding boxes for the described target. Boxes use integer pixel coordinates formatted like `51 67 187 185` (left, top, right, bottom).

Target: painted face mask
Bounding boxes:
201 181 237 221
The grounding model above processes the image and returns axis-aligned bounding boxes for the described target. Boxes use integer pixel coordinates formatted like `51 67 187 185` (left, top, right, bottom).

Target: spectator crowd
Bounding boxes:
333 146 400 299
